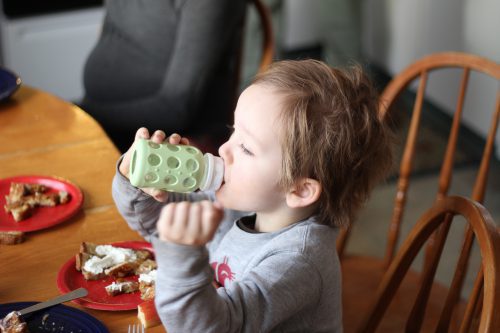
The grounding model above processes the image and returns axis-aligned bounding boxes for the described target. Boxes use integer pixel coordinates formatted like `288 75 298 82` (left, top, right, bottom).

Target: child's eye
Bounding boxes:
240 144 253 156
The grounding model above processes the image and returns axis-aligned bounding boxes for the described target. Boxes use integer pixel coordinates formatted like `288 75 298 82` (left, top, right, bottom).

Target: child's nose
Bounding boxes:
218 141 231 163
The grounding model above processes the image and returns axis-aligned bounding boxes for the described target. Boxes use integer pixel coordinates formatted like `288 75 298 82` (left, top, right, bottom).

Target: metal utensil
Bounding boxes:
17 288 88 316
128 323 145 333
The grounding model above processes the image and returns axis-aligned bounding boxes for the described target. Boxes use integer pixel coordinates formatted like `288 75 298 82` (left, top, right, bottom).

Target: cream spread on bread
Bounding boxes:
83 245 137 274
139 269 157 284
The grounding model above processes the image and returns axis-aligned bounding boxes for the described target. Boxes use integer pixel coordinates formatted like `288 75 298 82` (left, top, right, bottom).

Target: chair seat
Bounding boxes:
342 255 466 332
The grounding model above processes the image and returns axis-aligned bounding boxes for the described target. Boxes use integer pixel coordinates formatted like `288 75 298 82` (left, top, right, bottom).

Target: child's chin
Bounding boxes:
215 189 232 207
214 188 225 201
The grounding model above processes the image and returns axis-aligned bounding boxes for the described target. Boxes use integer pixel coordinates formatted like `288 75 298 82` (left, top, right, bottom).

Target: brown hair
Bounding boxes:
253 59 393 227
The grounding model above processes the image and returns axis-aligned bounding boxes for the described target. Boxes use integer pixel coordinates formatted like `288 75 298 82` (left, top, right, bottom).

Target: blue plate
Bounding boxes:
0 302 108 333
0 67 21 101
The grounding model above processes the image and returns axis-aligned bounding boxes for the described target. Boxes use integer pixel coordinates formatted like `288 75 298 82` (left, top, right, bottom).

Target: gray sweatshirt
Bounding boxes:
112 171 342 332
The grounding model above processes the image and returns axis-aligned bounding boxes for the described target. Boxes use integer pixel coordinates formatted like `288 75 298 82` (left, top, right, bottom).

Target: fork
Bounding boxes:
128 323 145 333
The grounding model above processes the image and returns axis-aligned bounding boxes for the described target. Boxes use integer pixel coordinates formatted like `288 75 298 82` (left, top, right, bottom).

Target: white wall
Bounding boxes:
284 0 499 157
462 0 499 152
283 0 362 66
282 0 319 49
0 8 103 102
362 0 500 158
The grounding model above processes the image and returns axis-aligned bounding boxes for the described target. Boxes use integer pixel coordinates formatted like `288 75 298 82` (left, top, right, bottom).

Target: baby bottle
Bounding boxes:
129 139 224 193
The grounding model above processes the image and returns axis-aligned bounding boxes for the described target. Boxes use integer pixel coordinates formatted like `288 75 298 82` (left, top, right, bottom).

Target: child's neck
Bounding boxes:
254 207 315 233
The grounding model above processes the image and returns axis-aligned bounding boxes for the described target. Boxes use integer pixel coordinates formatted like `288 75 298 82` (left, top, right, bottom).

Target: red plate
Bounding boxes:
0 175 84 232
57 241 154 311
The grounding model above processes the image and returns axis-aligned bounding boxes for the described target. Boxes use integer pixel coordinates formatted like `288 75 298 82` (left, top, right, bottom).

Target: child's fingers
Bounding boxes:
186 203 202 244
153 190 168 202
157 203 175 241
200 201 223 240
170 202 190 242
167 133 191 146
213 201 224 210
157 201 222 246
168 133 182 145
120 127 150 178
135 127 150 140
151 130 166 143
161 203 175 227
142 188 168 202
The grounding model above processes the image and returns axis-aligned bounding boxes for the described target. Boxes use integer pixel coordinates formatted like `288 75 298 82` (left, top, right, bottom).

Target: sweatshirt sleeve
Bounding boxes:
112 170 164 239
152 238 323 333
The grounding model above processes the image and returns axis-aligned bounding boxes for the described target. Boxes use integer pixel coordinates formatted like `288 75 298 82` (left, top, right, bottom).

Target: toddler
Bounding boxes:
112 59 393 332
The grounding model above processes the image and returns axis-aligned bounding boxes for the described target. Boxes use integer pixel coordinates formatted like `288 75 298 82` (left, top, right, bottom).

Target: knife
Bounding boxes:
17 288 88 316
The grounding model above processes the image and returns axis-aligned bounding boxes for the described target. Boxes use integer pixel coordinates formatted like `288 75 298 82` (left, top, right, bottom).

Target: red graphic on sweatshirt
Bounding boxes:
210 257 235 287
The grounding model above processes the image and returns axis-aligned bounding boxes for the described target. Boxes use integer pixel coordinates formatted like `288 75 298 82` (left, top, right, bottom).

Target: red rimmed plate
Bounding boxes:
0 175 84 232
56 241 154 311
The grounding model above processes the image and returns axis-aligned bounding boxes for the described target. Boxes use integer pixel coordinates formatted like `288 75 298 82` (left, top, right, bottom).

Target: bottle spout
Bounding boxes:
200 153 224 191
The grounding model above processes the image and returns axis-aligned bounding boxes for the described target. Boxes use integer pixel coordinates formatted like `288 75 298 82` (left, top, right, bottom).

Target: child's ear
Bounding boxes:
286 178 322 208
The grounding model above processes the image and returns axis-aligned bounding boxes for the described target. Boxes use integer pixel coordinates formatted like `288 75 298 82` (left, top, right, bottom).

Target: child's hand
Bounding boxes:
157 200 224 246
118 127 190 202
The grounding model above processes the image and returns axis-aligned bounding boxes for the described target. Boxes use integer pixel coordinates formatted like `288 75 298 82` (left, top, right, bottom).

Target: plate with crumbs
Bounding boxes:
0 175 84 232
0 302 108 333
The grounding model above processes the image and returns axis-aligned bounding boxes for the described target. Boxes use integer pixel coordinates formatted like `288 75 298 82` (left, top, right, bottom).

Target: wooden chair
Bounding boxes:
242 0 275 76
355 196 500 332
339 52 500 332
230 0 275 117
189 0 274 154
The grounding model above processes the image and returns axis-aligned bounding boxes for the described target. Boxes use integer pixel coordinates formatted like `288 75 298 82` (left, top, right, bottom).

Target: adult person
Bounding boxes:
81 0 247 152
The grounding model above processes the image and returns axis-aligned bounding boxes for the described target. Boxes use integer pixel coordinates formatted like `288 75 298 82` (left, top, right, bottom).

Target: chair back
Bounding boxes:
337 52 500 262
356 196 500 333
230 0 274 112
248 0 275 73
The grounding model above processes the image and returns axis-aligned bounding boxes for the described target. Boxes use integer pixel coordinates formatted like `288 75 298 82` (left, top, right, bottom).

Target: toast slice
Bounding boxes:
0 311 28 333
138 300 161 328
76 242 156 299
3 202 32 222
75 252 107 280
135 259 157 275
139 282 156 301
76 242 153 280
138 267 157 301
79 242 99 256
105 261 139 278
105 279 140 296
0 231 25 245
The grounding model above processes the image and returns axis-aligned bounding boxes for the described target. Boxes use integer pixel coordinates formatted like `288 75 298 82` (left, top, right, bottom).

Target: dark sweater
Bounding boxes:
81 0 246 152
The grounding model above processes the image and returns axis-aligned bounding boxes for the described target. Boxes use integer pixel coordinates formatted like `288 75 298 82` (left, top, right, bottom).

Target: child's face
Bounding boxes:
216 84 287 213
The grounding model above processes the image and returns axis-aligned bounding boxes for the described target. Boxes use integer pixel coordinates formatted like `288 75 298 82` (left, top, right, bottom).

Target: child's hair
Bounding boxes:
253 59 393 227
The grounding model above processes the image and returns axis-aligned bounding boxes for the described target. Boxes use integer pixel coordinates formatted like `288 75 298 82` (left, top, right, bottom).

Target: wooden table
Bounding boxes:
0 86 165 332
